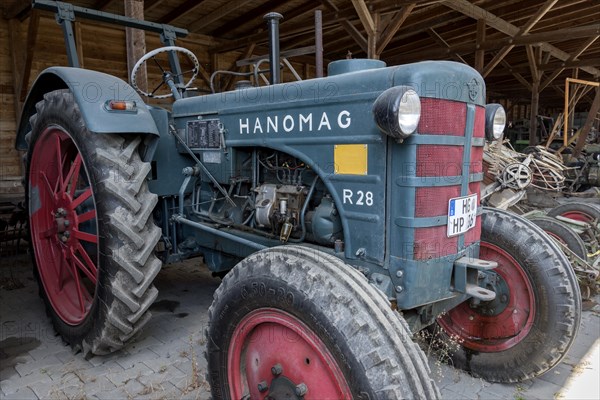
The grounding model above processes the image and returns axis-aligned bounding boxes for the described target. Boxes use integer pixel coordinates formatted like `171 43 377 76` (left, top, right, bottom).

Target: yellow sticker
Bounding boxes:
334 144 368 175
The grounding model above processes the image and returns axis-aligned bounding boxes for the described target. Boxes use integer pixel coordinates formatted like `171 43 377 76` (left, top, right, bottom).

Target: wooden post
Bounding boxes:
368 13 379 59
573 87 600 157
529 81 540 146
124 0 147 92
8 19 24 123
475 19 485 73
74 22 84 69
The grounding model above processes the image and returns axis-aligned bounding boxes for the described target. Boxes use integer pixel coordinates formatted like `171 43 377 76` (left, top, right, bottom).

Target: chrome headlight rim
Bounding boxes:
485 103 506 141
373 86 421 140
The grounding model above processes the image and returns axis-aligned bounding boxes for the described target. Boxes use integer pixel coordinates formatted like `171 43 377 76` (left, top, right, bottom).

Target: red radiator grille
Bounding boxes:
474 106 485 138
470 146 483 174
418 98 467 136
416 145 463 177
413 182 481 259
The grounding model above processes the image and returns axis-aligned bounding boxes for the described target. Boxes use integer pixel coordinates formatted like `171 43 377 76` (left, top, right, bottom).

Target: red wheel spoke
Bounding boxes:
71 188 92 209
72 251 97 285
77 209 96 224
54 135 65 194
72 229 98 244
40 172 58 202
68 257 87 315
74 243 98 284
65 153 83 197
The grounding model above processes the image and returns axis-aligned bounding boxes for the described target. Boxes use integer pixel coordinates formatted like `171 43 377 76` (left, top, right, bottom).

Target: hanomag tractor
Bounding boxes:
17 1 581 398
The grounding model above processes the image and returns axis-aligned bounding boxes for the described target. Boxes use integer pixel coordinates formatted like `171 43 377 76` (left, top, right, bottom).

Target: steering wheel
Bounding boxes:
130 46 200 99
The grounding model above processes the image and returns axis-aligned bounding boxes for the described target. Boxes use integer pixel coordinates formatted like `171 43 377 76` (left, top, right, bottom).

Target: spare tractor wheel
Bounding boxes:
436 208 581 383
546 201 600 224
206 245 440 399
26 89 162 356
529 216 588 261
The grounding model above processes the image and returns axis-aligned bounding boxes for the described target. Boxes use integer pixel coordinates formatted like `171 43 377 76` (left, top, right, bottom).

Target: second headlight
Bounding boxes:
373 86 421 140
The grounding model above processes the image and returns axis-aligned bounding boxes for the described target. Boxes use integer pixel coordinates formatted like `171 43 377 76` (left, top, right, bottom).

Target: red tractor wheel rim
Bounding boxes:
29 126 99 325
438 242 536 352
227 308 352 399
560 211 594 223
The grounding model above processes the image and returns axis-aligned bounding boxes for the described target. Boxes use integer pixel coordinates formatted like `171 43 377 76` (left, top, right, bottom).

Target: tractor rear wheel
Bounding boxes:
26 89 161 356
436 208 581 382
206 245 440 399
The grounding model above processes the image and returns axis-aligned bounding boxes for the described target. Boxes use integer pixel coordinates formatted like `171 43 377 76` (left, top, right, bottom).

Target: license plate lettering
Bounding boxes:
447 194 478 237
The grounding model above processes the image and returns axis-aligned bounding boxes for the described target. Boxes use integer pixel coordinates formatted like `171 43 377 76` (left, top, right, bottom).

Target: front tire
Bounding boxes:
206 246 440 399
26 89 162 356
436 208 581 382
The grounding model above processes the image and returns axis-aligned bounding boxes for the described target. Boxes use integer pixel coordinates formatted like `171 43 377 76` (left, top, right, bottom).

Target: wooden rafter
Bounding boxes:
376 3 415 55
482 0 558 77
475 19 485 72
443 0 600 77
157 0 209 25
211 0 290 37
540 36 600 91
351 0 375 36
500 59 533 92
323 0 368 53
427 28 467 64
187 0 255 33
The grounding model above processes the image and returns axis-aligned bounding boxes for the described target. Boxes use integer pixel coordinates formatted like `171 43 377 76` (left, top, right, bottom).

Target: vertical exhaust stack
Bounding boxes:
264 12 283 84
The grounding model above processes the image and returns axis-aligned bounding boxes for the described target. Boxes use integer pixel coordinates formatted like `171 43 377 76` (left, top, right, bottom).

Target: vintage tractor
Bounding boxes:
17 1 581 398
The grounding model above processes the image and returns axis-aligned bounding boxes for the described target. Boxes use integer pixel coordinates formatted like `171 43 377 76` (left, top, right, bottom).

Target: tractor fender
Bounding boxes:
15 67 159 151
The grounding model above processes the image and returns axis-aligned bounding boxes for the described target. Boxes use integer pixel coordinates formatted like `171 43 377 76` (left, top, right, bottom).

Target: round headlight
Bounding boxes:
373 86 421 140
485 104 506 141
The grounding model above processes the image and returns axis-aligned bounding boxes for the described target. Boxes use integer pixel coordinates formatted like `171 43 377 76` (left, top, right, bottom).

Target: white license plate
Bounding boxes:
447 194 478 237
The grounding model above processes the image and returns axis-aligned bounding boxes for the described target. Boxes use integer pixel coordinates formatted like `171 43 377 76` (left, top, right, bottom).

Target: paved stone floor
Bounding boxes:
1 254 598 399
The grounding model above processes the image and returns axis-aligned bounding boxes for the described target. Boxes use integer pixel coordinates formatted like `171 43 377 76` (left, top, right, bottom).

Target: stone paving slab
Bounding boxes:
1 255 599 399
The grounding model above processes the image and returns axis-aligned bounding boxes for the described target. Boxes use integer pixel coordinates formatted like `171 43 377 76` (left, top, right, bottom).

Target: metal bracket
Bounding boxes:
55 1 75 22
453 256 497 301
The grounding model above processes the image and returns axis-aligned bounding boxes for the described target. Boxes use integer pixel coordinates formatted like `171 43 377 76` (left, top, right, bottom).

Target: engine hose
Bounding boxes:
289 175 319 243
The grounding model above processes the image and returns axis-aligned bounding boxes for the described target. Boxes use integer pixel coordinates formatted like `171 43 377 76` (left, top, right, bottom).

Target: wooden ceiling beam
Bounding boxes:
427 28 467 64
443 0 600 77
323 0 368 53
351 0 376 36
187 0 255 33
500 58 533 92
157 0 209 25
482 0 557 77
3 1 31 20
377 3 416 55
92 0 115 11
540 35 599 91
211 0 290 37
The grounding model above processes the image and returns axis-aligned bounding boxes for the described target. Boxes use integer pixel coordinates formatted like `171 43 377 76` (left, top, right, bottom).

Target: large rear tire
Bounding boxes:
26 89 161 356
436 208 581 382
206 245 440 399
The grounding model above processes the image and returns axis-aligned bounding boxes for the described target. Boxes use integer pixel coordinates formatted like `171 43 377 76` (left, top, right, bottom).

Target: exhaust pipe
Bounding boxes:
264 12 283 84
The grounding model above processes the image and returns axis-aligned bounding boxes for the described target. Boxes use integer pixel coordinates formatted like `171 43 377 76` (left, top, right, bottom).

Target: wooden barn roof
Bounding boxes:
2 0 599 108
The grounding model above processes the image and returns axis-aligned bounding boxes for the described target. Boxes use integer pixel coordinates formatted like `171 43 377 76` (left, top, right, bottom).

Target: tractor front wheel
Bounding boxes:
26 89 162 356
206 245 440 399
436 208 581 382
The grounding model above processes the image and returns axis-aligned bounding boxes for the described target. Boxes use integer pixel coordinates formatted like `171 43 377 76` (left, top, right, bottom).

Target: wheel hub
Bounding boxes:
471 271 510 316
263 374 307 399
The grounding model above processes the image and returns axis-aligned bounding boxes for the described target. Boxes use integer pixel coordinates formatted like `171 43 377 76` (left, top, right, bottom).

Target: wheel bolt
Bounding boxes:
271 363 283 376
257 381 268 393
64 220 70 227
63 231 70 238
295 383 308 397
60 235 68 243
469 315 474 321
56 208 66 217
